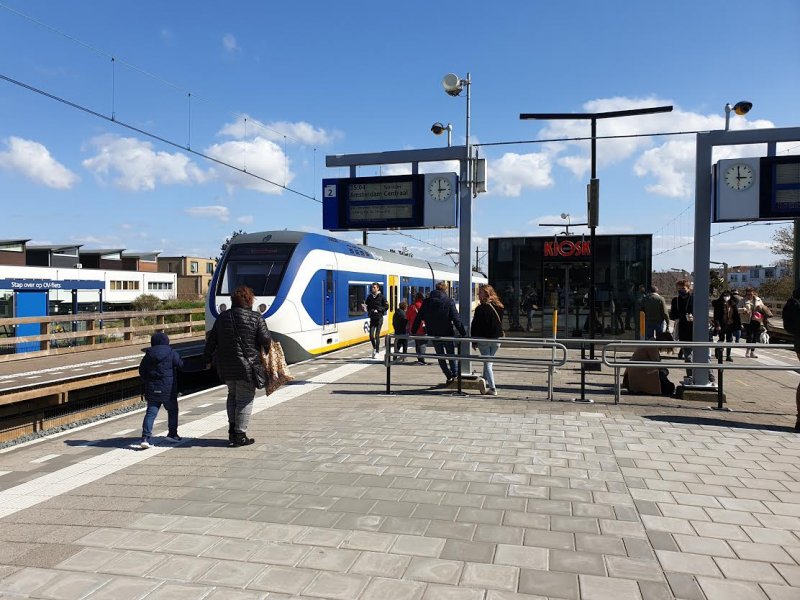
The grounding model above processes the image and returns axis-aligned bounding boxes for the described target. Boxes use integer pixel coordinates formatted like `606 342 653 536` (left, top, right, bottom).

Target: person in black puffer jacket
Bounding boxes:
412 281 466 384
138 331 184 448
470 284 504 396
204 285 271 447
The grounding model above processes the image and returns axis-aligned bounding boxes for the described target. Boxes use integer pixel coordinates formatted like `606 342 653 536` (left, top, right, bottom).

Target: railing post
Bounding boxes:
385 334 391 394
85 319 95 346
40 321 49 351
124 317 132 342
716 348 725 410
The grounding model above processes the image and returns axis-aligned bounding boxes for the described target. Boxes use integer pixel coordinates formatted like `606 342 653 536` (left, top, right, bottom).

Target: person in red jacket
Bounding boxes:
406 292 428 365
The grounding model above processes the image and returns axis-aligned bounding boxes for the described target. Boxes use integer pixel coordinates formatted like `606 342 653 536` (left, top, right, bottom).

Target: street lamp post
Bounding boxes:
443 72 473 372
520 106 673 359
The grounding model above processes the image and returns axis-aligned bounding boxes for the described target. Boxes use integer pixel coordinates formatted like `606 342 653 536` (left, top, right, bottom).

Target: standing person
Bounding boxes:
522 286 539 332
642 286 670 340
739 286 771 358
412 281 466 385
669 279 694 380
138 332 184 448
470 284 504 396
731 290 744 346
392 301 409 362
782 288 800 431
363 282 388 358
406 292 428 365
712 290 741 362
204 285 271 447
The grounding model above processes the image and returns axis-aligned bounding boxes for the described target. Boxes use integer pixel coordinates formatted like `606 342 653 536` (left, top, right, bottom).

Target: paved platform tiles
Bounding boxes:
0 344 798 599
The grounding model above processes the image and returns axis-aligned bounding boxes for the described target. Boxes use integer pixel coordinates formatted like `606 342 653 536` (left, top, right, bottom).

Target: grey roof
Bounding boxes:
79 249 125 256
26 244 83 252
0 239 31 245
122 251 161 259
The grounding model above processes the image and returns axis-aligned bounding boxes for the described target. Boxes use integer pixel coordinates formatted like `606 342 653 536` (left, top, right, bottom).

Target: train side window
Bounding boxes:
348 284 368 317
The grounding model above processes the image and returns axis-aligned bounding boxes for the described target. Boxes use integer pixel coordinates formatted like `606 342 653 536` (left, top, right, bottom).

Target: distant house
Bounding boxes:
157 256 217 300
25 244 82 269
726 265 789 290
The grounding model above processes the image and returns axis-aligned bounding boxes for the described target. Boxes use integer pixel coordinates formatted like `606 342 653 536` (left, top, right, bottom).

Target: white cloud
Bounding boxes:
222 33 239 53
0 136 79 189
205 137 293 194
490 152 554 197
185 205 230 221
236 215 254 224
218 114 338 146
528 96 777 199
82 135 209 191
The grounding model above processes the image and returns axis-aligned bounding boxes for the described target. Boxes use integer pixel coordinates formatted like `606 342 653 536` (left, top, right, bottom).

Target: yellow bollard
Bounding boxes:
553 309 558 338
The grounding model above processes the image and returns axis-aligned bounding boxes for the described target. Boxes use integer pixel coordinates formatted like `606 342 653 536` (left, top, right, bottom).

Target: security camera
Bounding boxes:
431 122 445 135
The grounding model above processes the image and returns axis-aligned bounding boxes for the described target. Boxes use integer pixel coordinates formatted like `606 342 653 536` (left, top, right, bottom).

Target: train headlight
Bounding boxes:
258 303 267 314
218 303 228 313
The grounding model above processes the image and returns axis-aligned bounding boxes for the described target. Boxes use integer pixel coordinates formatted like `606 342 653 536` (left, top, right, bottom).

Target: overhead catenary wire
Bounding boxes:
0 1 311 146
0 72 321 204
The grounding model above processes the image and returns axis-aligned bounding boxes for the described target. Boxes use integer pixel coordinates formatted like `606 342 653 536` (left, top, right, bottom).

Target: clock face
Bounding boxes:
429 177 453 201
724 163 754 191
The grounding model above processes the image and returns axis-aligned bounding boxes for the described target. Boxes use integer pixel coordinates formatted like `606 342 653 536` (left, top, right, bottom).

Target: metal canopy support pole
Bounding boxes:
589 118 597 359
693 126 800 386
458 74 472 375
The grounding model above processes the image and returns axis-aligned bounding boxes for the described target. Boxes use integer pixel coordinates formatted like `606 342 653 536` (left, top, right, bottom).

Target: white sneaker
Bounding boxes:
371 350 376 359
140 440 151 449
488 388 498 396
478 379 488 395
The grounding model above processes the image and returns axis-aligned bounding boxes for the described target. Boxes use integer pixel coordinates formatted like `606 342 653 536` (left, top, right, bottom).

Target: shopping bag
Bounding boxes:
260 340 294 396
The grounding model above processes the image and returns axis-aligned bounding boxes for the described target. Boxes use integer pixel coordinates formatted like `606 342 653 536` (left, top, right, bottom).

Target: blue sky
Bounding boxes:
0 1 798 272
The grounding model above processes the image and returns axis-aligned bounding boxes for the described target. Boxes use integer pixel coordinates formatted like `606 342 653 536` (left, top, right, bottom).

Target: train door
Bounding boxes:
323 269 336 333
388 275 399 333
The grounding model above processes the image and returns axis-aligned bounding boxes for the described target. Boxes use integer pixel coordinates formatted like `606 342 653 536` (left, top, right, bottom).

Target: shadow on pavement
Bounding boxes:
644 414 796 433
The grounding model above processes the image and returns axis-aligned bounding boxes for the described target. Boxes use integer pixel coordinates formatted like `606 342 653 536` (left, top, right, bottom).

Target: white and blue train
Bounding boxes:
206 231 487 363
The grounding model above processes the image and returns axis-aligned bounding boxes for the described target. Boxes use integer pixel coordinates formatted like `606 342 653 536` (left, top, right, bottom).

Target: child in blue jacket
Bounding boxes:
139 332 184 448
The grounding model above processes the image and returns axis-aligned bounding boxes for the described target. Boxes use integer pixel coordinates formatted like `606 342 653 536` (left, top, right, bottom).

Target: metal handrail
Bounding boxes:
385 333 568 399
602 340 798 407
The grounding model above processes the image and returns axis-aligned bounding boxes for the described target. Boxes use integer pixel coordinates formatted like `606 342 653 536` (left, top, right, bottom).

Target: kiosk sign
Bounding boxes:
544 239 591 258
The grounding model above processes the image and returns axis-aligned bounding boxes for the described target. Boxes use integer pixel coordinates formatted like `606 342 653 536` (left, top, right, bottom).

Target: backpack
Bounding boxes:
783 296 800 336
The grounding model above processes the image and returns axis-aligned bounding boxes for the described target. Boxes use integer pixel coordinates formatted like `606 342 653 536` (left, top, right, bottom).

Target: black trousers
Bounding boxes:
369 318 383 351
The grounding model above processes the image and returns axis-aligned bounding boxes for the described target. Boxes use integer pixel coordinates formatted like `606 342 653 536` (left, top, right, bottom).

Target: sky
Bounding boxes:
0 0 798 273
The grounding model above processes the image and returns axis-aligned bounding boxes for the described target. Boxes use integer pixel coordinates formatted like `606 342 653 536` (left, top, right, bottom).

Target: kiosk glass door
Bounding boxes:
543 262 590 337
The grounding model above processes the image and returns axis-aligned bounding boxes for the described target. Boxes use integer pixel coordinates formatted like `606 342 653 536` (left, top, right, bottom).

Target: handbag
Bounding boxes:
260 340 294 396
752 310 763 323
488 304 505 338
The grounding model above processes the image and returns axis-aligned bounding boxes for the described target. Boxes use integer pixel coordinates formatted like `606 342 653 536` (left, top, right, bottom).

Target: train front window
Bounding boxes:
219 243 296 296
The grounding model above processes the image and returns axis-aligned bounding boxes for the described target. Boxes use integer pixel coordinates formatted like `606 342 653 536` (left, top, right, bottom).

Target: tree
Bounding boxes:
771 223 794 268
220 229 246 258
132 294 162 312
709 270 725 296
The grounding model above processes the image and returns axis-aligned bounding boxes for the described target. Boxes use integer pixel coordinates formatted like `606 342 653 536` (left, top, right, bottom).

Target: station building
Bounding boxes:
0 240 178 320
488 234 652 337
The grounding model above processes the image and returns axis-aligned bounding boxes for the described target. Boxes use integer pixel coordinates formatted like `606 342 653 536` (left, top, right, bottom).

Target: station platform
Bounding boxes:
0 343 798 600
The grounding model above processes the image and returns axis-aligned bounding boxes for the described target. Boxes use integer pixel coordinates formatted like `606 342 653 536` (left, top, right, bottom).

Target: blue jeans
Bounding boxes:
644 320 665 340
476 341 499 390
414 339 428 363
141 400 178 440
432 340 457 380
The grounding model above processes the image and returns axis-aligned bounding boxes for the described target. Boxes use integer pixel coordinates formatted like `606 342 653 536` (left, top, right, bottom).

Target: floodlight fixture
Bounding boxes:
724 101 753 130
431 122 453 146
442 73 464 97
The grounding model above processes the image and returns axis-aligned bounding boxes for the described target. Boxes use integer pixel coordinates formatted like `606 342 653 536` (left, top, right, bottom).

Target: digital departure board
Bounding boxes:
323 175 425 230
759 155 800 219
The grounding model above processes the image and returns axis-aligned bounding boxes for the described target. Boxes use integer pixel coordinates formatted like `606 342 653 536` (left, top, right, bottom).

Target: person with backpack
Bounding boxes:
783 288 800 432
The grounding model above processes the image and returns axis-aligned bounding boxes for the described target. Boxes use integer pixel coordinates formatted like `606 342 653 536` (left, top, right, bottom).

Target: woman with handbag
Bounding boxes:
470 284 505 396
203 285 271 447
740 287 770 358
